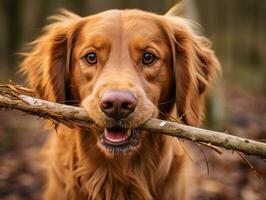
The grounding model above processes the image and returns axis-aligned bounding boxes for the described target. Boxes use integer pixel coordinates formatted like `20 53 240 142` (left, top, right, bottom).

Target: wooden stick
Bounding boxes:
1 83 266 158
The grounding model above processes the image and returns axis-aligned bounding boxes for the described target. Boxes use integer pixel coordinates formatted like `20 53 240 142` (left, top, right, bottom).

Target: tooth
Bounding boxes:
104 129 108 137
127 129 132 137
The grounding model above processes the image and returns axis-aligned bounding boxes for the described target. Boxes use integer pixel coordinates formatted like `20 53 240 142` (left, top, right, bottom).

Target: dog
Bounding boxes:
20 6 220 200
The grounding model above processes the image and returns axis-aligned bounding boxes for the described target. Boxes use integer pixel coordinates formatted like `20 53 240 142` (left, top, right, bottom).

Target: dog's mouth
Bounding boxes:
99 127 140 153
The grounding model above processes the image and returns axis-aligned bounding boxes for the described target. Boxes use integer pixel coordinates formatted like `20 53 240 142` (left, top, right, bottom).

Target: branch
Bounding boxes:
1 82 266 158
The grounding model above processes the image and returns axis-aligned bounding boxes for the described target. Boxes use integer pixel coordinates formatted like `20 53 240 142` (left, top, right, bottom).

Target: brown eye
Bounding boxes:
84 52 97 65
142 51 157 65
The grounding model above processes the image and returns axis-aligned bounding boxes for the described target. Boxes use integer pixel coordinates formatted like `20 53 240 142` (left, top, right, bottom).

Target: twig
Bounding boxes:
199 142 223 155
0 83 266 158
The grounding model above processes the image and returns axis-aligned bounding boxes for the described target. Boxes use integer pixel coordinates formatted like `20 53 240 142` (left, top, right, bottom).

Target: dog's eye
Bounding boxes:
84 52 97 65
142 51 157 65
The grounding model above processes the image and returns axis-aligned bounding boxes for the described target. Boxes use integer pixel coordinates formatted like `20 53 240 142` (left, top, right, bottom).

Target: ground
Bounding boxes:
0 86 265 200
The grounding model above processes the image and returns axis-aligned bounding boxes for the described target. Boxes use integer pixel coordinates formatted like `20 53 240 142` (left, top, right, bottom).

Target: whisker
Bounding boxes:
158 110 180 123
178 111 190 121
158 110 170 120
158 98 176 105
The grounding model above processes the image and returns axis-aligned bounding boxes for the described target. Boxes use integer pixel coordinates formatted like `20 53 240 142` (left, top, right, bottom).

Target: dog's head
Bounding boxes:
21 9 220 156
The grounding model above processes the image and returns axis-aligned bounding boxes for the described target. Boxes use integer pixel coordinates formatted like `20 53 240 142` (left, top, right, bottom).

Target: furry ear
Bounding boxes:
166 17 220 127
20 10 81 103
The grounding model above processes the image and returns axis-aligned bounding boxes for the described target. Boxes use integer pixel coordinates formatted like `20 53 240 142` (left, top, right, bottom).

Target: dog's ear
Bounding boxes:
165 17 221 127
20 10 82 103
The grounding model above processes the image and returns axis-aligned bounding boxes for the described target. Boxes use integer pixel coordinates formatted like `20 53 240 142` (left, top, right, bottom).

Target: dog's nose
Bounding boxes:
100 90 137 120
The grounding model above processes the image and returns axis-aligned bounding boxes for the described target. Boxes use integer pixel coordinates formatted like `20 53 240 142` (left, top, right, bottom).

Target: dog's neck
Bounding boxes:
48 125 184 199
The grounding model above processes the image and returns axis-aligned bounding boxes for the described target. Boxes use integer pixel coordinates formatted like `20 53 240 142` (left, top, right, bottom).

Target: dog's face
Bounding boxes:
21 9 220 156
74 11 173 154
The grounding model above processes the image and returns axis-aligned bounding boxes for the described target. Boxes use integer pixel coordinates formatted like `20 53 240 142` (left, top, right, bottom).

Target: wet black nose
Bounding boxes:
100 90 137 120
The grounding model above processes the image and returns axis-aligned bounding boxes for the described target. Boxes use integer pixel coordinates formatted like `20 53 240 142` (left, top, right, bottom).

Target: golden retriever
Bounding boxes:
20 6 220 200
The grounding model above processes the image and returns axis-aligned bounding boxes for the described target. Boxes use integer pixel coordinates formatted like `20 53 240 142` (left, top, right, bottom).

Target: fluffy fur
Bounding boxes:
20 8 220 200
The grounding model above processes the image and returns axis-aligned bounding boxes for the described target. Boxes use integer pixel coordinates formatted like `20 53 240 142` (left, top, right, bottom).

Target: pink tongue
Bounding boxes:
105 129 129 142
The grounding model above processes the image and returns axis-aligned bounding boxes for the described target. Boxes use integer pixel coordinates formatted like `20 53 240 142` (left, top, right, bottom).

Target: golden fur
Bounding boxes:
20 8 220 200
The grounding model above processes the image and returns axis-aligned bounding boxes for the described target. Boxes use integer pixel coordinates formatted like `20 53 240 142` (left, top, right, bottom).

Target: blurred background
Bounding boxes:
0 0 265 199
